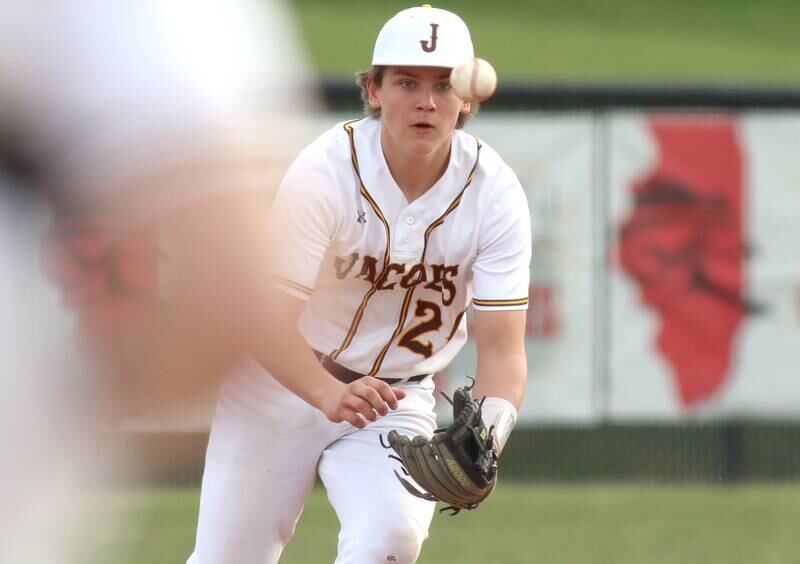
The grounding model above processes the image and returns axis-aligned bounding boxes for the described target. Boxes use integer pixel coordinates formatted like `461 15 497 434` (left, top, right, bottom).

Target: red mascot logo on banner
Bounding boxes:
619 117 761 407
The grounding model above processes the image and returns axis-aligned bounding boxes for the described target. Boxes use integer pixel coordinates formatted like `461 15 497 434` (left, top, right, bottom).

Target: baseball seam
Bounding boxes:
470 58 480 100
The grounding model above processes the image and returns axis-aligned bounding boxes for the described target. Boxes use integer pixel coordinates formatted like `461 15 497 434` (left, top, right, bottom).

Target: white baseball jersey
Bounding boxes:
270 117 531 379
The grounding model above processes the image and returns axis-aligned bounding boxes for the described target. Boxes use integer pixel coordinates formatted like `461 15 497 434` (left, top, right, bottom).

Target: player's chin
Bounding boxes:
405 135 446 156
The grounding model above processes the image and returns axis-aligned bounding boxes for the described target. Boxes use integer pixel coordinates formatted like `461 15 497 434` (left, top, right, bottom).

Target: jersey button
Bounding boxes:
405 216 415 225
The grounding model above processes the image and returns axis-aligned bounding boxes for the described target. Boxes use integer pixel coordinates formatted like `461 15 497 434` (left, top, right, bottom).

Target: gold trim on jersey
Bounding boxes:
274 275 314 296
446 307 468 342
368 137 483 376
472 297 530 307
330 119 393 361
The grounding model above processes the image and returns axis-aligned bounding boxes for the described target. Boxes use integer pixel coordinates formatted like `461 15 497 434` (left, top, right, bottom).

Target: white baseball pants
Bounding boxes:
186 359 437 564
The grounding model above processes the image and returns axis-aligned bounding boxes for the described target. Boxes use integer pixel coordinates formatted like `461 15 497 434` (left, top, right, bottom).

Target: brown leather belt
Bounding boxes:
313 350 429 385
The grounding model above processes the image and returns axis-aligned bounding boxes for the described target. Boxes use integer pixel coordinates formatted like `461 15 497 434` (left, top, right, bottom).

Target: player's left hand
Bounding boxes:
319 377 407 428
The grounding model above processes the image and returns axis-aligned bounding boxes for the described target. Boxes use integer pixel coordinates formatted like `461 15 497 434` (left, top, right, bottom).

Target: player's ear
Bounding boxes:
367 78 382 110
460 101 471 113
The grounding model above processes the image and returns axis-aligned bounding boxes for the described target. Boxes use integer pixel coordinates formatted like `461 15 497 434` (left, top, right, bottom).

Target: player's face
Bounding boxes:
368 66 470 160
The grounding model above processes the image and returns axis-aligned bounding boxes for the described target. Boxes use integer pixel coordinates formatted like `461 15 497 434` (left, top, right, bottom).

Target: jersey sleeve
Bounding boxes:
267 148 340 301
471 177 532 311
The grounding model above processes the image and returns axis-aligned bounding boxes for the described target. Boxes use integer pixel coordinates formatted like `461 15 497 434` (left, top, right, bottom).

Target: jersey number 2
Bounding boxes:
398 299 442 358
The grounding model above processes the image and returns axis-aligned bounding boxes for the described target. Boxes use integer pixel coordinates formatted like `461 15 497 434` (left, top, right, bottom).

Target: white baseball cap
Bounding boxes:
371 5 474 68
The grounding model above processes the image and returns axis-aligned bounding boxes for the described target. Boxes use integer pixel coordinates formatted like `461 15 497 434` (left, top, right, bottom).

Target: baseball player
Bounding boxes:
188 5 531 564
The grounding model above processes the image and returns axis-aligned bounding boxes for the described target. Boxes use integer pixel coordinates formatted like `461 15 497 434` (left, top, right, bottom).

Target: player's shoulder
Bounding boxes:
453 129 523 194
279 117 373 199
296 117 376 165
343 116 381 134
304 116 378 147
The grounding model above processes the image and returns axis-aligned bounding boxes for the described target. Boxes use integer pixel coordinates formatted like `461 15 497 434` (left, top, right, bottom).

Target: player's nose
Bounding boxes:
414 85 436 111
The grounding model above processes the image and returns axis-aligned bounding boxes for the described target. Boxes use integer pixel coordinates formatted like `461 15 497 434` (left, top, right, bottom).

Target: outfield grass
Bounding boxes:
291 0 800 84
89 483 800 563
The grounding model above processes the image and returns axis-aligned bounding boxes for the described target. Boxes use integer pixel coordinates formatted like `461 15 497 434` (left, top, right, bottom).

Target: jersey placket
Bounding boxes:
391 209 424 264
367 140 482 376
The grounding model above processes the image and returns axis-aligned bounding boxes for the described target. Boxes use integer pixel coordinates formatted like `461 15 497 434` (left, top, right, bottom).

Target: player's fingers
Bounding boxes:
363 378 405 410
354 382 392 416
341 394 377 422
325 405 364 428
378 382 406 409
338 409 367 429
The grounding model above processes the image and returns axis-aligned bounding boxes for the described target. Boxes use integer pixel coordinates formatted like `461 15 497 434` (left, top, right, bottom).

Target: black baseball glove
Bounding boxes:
381 381 498 515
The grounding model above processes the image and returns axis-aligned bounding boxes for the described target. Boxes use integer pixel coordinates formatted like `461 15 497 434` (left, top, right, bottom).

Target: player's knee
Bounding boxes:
343 522 427 563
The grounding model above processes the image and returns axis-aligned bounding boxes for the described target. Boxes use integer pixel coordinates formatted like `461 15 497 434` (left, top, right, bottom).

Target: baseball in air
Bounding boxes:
449 58 498 103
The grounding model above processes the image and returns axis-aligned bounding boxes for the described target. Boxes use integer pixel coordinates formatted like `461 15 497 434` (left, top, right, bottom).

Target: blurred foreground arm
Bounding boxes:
43 172 280 414
26 0 316 416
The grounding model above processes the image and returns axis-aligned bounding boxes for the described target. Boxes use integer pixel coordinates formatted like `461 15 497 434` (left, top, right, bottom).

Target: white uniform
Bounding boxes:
275 117 531 375
0 1 307 562
188 116 531 563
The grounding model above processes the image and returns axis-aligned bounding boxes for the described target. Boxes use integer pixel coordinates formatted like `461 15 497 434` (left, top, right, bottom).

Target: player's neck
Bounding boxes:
381 140 451 204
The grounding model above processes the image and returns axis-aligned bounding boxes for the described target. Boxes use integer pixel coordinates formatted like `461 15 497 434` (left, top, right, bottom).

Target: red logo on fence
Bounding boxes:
618 117 759 406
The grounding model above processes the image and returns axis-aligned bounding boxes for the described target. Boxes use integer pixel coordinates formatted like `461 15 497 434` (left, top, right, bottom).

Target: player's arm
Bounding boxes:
257 289 405 428
255 150 405 426
471 309 527 453
115 185 278 410
44 174 284 415
472 309 527 408
31 0 313 416
469 174 532 453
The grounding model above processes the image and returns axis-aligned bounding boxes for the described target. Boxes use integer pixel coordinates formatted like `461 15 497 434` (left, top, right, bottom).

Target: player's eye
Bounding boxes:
436 82 451 91
399 79 415 89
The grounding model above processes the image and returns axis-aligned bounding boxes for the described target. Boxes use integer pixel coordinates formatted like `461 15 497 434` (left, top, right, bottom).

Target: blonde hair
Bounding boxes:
354 66 477 129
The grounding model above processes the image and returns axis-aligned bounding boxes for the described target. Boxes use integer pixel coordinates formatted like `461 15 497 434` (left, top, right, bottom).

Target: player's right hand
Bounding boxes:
319 377 407 428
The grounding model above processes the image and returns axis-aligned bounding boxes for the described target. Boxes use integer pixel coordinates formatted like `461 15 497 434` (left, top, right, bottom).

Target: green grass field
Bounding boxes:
89 483 800 563
292 0 800 84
